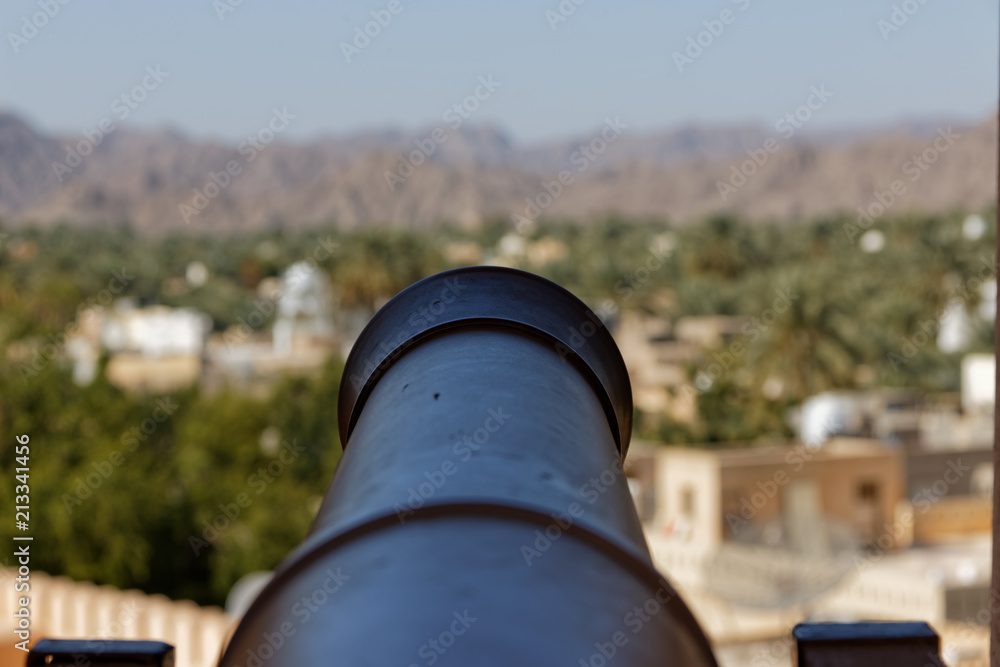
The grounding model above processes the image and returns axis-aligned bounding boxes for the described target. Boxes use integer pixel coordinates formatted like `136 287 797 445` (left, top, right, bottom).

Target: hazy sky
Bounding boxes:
1 0 996 144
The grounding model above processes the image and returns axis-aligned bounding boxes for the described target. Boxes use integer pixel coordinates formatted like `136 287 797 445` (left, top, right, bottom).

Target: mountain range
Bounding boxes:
0 111 994 234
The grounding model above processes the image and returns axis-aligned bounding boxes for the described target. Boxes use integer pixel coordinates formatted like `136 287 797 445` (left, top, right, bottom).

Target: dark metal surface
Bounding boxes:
27 639 175 666
218 267 717 666
793 622 944 666
337 266 633 456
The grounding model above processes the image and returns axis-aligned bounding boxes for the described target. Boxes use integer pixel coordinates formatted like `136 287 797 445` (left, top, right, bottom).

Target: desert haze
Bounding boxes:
0 111 994 233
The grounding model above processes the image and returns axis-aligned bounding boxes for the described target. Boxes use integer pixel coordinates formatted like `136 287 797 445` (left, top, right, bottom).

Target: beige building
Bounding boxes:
630 437 904 550
64 303 211 392
626 439 990 666
613 312 746 425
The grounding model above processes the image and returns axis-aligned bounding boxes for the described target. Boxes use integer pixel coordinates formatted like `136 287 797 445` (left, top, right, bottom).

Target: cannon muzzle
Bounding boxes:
218 266 717 666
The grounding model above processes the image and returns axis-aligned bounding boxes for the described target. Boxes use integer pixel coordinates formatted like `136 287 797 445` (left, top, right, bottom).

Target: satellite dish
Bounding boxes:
703 518 860 609
703 482 861 609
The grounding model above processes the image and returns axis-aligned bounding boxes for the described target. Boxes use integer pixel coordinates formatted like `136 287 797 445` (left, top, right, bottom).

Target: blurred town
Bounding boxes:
0 0 994 661
0 208 995 666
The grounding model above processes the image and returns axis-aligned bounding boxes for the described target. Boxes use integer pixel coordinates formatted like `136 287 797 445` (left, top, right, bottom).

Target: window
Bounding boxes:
857 481 879 502
681 486 695 517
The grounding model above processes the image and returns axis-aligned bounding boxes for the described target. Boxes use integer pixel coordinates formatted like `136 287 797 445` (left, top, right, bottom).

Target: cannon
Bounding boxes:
215 266 717 666
25 266 953 667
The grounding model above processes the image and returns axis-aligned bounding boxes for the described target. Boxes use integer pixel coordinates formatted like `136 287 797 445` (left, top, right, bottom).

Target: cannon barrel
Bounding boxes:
218 266 717 666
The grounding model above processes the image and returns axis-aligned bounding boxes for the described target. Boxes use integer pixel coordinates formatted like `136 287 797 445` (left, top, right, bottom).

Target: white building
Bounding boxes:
273 261 335 356
101 304 211 358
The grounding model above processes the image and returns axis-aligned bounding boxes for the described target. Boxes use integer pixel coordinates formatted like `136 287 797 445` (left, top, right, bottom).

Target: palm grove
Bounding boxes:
0 208 993 605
